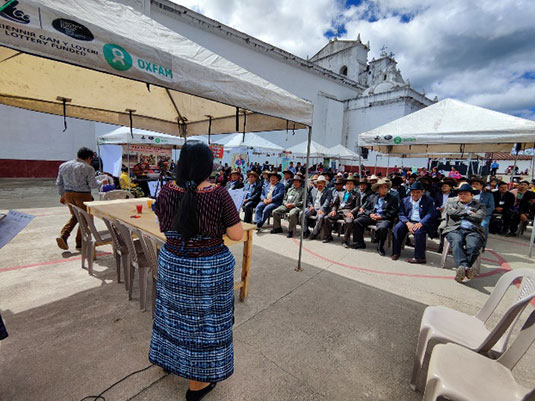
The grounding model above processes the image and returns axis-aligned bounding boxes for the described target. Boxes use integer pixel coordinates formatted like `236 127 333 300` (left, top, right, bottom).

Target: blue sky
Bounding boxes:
175 0 535 120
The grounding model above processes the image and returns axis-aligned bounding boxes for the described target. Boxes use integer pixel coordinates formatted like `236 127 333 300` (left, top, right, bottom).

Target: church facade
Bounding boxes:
0 0 434 177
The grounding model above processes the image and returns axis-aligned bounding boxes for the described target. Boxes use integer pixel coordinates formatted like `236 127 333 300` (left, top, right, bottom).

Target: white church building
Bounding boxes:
0 0 434 177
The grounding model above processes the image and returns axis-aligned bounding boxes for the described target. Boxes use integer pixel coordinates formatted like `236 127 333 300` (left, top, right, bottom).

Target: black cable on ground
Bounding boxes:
79 364 158 401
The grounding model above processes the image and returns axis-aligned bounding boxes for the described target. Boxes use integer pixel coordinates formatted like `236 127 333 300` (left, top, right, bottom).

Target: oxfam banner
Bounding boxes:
0 0 174 85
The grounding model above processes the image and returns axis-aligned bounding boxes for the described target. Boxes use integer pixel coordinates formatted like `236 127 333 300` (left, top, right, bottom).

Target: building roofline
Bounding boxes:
151 0 366 90
310 38 369 61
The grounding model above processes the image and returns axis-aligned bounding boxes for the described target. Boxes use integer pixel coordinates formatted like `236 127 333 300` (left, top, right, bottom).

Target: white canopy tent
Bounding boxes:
359 98 535 258
0 0 314 270
97 127 185 147
287 140 333 158
358 98 535 154
0 0 312 135
329 144 360 161
214 133 284 151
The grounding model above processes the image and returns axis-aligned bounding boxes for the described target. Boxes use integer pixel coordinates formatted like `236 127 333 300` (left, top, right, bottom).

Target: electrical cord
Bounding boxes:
79 364 159 401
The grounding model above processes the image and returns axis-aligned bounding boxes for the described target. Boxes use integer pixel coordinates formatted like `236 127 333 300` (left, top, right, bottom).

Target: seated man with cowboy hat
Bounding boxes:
352 178 399 255
392 181 438 263
330 176 345 204
226 169 244 190
242 170 263 223
301 175 332 240
271 175 306 238
442 183 487 282
282 169 295 192
254 171 285 229
323 174 361 247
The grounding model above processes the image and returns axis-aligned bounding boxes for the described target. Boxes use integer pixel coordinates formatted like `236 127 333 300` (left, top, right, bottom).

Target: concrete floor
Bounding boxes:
1 179 534 400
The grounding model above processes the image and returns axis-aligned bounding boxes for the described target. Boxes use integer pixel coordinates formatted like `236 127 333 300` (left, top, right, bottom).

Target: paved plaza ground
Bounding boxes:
1 179 534 401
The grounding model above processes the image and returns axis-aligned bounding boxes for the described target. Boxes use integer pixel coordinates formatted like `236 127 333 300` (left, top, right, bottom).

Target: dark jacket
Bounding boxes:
492 191 515 213
261 182 285 206
243 180 262 207
332 190 361 216
359 192 399 221
515 190 535 215
442 198 486 238
434 192 455 210
357 188 373 206
226 179 244 190
307 187 333 213
398 195 438 230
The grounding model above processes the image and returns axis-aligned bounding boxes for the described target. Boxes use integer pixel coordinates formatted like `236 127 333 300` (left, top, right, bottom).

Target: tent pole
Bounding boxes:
296 126 312 272
531 143 535 180
374 154 378 176
467 154 472 176
358 146 362 180
386 154 390 176
511 145 520 184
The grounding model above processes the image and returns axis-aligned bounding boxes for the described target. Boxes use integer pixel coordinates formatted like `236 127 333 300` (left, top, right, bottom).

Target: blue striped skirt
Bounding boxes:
149 242 235 382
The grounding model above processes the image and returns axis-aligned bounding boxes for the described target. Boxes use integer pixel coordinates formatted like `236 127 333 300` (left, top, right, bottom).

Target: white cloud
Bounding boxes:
171 0 535 119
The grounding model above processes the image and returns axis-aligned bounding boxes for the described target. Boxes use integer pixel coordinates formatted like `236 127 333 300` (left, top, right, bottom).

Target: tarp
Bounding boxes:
287 140 332 158
0 0 313 136
214 133 283 151
97 127 184 147
328 144 359 160
358 98 535 154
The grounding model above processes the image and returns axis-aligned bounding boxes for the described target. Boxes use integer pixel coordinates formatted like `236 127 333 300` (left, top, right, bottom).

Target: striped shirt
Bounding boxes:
155 182 241 257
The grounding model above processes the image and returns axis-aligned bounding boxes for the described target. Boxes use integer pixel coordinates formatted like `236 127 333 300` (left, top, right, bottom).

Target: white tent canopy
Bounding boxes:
214 133 283 151
329 144 359 160
287 140 332 158
358 98 535 154
97 127 185 147
0 0 312 136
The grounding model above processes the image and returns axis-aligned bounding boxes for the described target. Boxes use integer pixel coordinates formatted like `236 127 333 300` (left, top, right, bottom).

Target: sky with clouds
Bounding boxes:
172 0 535 120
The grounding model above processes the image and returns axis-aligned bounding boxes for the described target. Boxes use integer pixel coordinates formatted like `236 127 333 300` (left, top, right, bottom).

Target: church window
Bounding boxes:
339 65 348 76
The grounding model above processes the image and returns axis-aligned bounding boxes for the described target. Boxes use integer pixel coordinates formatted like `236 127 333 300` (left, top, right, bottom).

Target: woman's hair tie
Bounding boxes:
184 180 197 191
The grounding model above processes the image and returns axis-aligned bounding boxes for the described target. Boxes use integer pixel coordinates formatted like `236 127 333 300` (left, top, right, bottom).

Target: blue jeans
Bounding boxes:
445 229 483 268
255 202 278 227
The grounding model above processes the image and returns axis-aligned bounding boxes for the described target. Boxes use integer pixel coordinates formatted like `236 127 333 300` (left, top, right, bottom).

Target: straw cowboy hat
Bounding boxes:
372 178 392 191
268 171 281 180
344 174 359 184
314 175 327 183
246 170 259 179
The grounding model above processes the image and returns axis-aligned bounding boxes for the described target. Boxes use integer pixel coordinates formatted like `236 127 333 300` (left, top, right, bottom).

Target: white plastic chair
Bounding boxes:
102 190 133 200
134 230 162 318
423 310 535 401
76 207 113 276
410 268 535 392
114 222 151 311
101 216 128 290
70 205 92 272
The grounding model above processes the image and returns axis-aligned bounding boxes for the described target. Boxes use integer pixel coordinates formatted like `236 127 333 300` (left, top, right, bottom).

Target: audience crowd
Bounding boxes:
219 161 535 283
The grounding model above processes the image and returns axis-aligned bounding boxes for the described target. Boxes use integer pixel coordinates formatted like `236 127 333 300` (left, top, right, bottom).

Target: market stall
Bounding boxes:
97 127 184 175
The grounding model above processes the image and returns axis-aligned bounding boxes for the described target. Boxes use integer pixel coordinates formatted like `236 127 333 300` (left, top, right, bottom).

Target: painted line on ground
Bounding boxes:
0 251 112 273
493 237 530 247
292 239 511 280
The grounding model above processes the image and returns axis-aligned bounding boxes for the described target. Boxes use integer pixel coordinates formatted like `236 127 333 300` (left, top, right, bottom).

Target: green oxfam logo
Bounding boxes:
394 136 402 144
103 44 132 71
155 138 161 143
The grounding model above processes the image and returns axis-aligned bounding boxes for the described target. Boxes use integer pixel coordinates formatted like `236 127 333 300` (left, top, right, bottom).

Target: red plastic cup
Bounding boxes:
136 204 143 214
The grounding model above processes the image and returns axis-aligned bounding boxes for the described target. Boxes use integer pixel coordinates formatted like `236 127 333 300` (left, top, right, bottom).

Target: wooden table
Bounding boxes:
85 198 255 301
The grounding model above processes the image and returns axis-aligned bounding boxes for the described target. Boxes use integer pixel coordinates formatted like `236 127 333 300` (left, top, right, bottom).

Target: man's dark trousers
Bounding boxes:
393 221 428 259
353 215 392 245
445 228 483 268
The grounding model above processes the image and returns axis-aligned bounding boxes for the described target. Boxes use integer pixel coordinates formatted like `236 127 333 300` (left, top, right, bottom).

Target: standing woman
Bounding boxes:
149 141 243 401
